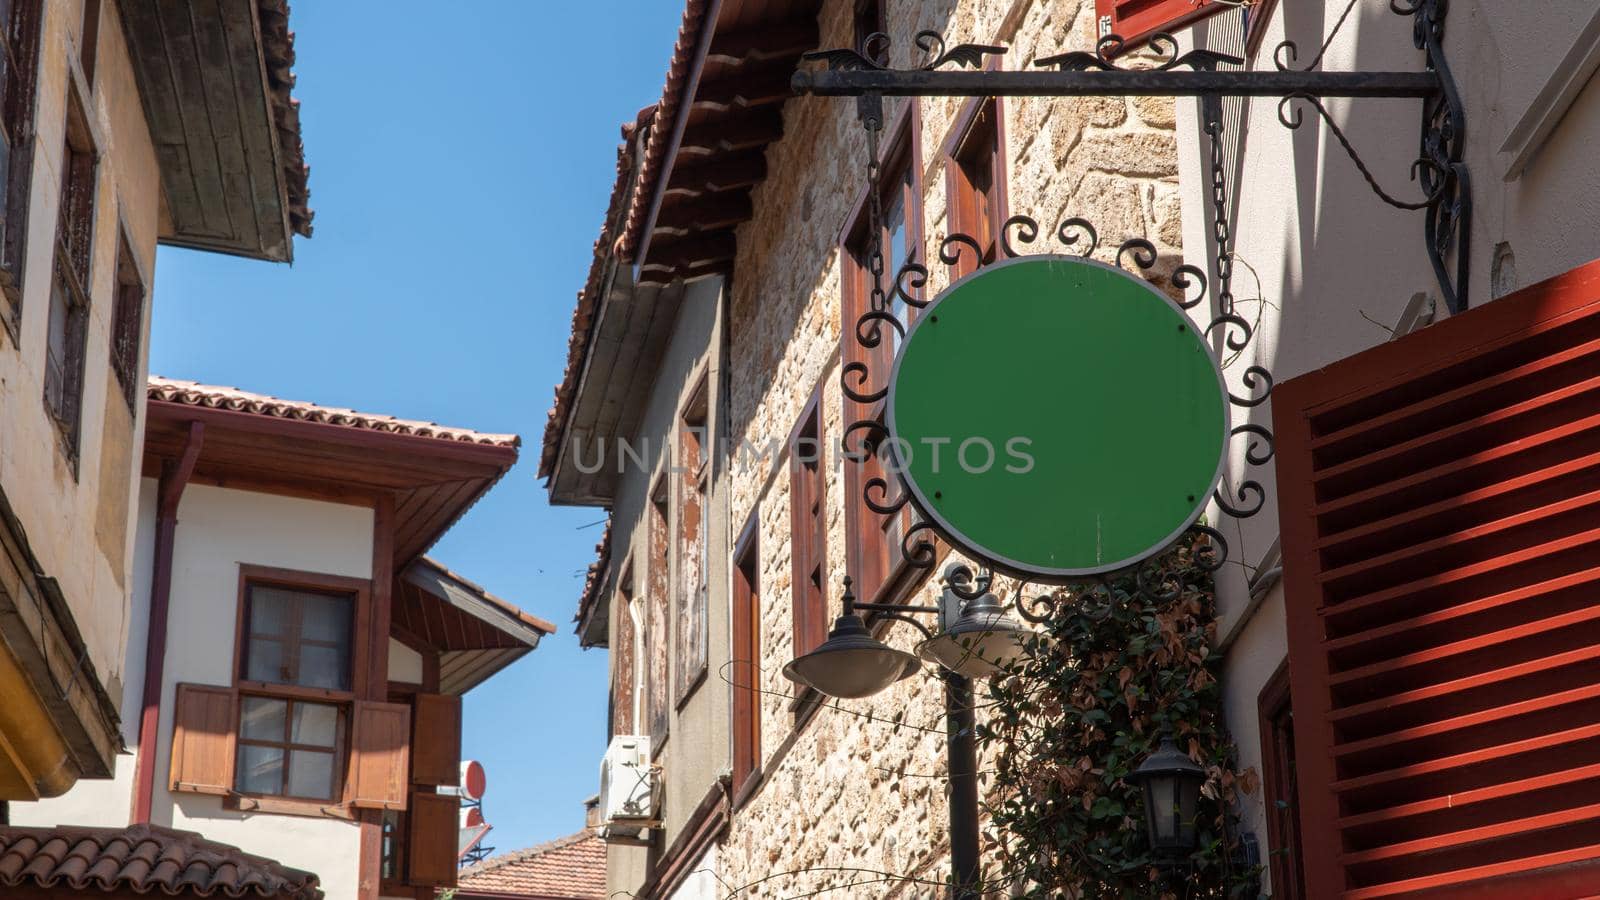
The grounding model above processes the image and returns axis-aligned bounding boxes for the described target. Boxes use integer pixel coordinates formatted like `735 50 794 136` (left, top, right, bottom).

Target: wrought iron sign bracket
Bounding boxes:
793 0 1471 313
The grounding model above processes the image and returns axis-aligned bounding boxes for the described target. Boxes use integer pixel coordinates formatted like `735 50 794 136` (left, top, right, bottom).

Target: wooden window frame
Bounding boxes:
43 84 98 465
675 371 711 708
943 93 1009 279
610 558 638 739
109 217 145 411
229 565 373 817
1094 0 1231 51
731 510 762 806
646 476 671 754
788 388 828 659
852 0 887 59
840 103 923 607
79 0 101 85
234 694 349 804
0 0 44 339
1258 660 1305 900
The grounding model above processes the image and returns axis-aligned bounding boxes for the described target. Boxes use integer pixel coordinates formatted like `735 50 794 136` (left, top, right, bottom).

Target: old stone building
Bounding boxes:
543 0 1185 896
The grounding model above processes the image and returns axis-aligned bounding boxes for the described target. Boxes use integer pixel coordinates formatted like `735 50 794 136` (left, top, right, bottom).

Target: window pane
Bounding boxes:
248 587 291 637
298 644 349 691
237 744 284 795
245 638 287 684
290 701 338 748
300 591 352 644
287 749 335 800
239 696 287 742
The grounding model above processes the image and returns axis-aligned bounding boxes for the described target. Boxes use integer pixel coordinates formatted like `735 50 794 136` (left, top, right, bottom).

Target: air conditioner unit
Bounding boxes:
599 735 659 838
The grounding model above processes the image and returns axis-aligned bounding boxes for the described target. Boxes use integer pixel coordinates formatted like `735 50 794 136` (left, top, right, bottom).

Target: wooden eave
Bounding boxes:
394 562 552 695
119 0 304 262
142 400 517 568
546 274 687 506
632 2 821 286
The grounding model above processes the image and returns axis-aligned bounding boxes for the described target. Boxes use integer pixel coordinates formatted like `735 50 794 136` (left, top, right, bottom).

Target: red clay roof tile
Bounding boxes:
456 830 605 899
0 823 322 899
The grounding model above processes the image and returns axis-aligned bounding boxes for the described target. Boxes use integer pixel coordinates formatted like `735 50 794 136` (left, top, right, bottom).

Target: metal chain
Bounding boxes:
1203 96 1234 316
860 92 887 314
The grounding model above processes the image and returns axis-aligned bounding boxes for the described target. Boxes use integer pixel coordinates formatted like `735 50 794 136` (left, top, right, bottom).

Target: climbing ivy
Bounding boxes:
977 533 1259 898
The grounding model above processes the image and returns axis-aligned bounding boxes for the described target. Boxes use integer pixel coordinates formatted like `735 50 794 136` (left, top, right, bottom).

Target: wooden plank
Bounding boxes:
169 684 236 795
347 700 411 809
407 792 459 886
154 0 234 237
409 694 461 787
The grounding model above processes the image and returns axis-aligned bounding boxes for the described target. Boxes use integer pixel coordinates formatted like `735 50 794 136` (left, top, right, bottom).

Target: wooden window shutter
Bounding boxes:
348 700 411 810
407 791 459 887
410 693 461 787
1274 258 1600 898
1094 0 1227 49
169 683 236 795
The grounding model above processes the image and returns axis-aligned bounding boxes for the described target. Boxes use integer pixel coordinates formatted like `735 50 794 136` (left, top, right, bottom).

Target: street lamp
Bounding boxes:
782 563 1044 899
1128 738 1207 860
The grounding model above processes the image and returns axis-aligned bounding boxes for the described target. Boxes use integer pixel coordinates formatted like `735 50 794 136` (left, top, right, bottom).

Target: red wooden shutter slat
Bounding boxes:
407 790 459 887
1094 0 1228 49
169 683 236 796
1275 257 1600 899
410 693 461 787
348 700 411 810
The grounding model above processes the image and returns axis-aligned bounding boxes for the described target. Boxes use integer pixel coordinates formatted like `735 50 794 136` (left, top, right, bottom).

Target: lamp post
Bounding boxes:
783 563 1042 899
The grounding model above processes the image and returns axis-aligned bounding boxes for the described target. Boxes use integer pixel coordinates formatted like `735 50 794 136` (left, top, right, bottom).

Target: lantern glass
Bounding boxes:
1130 739 1206 858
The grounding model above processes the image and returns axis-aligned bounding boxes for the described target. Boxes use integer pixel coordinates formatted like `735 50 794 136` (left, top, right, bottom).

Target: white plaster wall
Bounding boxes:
387 637 423 684
147 484 374 900
1167 5 1600 892
664 843 719 900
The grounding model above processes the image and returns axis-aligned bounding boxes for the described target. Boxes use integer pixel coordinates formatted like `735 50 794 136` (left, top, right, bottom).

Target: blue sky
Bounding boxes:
148 1 685 851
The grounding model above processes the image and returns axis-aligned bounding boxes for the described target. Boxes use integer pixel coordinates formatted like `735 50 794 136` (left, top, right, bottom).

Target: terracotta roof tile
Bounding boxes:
456 830 605 899
0 824 322 899
149 376 520 448
257 0 313 238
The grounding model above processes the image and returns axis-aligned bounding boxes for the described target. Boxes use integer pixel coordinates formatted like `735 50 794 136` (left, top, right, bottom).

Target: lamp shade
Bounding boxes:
917 592 1042 678
782 613 921 699
1128 738 1206 857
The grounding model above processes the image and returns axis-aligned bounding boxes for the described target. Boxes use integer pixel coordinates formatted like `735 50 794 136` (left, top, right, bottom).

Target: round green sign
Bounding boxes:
886 255 1228 577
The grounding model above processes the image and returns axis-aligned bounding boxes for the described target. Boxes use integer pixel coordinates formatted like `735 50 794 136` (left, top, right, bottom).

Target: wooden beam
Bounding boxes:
664 153 767 200
706 19 819 66
642 232 737 274
653 192 754 238
692 65 796 113
678 111 783 158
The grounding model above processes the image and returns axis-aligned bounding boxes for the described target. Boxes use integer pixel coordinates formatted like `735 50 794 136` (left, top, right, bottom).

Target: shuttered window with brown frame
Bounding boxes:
677 376 710 704
944 96 1008 279
346 700 411 810
646 479 671 746
841 106 921 605
406 790 459 887
409 693 460 788
1258 661 1305 900
170 684 238 796
732 514 761 800
611 566 638 738
790 391 828 657
109 230 144 410
852 0 886 59
1274 257 1600 898
43 88 97 460
0 0 42 334
1094 0 1229 49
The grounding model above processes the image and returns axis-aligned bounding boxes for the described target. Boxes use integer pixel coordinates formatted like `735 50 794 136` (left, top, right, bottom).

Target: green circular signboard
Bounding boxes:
886 255 1228 577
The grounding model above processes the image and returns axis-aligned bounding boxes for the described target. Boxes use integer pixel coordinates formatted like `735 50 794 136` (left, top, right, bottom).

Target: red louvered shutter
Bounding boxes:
1094 0 1228 49
1275 258 1600 899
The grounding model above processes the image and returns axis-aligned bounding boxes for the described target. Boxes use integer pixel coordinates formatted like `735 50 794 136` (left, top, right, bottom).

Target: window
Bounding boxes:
109 230 145 409
610 565 639 738
1094 0 1230 50
645 480 670 746
853 0 886 58
44 89 97 458
732 515 761 798
0 0 42 329
79 0 101 83
789 392 827 657
676 376 710 704
945 97 1007 279
1258 662 1304 900
236 580 356 802
842 107 921 604
1244 0 1279 58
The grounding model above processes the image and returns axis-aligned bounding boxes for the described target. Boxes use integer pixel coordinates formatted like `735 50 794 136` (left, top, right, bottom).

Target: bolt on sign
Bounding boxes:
886 256 1228 577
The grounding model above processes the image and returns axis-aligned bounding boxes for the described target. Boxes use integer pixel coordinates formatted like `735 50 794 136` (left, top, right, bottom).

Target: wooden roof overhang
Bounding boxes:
541 0 821 505
396 560 555 695
142 399 518 569
119 0 313 263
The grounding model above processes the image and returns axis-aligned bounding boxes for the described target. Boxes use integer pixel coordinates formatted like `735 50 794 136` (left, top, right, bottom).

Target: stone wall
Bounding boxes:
717 0 1182 895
